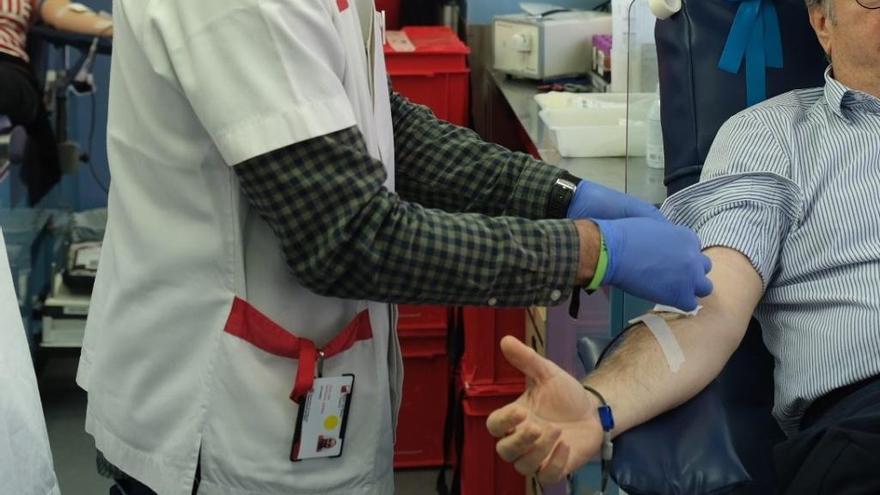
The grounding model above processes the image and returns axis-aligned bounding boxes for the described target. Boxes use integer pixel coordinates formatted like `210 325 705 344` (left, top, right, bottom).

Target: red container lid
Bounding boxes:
384 26 470 74
385 26 470 55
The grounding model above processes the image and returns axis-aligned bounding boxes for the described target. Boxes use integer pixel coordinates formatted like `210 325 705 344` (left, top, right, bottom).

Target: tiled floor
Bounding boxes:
40 355 112 495
39 356 441 495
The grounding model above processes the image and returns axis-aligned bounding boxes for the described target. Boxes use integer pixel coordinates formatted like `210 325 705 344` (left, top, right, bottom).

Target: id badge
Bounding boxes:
290 374 355 461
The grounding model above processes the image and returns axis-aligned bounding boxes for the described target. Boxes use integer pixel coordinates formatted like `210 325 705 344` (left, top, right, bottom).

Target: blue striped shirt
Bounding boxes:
662 67 880 435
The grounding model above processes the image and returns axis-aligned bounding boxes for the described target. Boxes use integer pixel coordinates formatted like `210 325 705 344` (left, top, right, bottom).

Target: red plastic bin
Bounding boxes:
398 305 449 332
385 26 471 126
461 307 526 385
375 0 401 30
394 326 450 468
460 381 526 495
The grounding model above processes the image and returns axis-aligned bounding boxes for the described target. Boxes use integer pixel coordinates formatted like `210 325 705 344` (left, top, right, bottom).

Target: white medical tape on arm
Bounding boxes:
54 2 92 19
653 304 701 316
628 313 686 373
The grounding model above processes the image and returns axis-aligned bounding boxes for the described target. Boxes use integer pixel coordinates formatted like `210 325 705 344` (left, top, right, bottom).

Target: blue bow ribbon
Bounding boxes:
718 0 784 106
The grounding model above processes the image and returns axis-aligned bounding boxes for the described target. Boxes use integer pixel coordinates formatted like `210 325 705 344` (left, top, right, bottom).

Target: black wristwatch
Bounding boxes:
546 172 581 218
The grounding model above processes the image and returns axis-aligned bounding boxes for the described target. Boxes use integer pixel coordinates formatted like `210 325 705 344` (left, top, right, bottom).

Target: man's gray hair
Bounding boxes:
805 0 836 22
805 0 834 13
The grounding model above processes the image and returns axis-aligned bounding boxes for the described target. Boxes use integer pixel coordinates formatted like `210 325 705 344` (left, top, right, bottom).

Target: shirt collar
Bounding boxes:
824 66 880 120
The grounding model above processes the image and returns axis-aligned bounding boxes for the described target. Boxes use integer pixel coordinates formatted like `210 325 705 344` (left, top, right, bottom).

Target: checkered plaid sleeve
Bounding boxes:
390 91 565 219
233 127 580 307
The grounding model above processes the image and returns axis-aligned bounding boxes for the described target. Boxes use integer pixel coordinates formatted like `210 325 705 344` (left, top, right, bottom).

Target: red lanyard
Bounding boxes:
224 297 373 403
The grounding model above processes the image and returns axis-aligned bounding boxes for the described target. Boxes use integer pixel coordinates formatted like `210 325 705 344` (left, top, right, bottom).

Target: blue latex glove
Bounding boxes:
568 181 665 221
594 218 713 311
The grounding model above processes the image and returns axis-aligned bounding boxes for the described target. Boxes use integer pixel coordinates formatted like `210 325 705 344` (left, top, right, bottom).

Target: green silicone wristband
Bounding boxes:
587 234 608 291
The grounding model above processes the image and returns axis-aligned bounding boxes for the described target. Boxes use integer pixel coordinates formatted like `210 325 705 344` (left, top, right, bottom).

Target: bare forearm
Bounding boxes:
40 0 113 37
574 220 600 286
585 311 743 435
584 247 762 435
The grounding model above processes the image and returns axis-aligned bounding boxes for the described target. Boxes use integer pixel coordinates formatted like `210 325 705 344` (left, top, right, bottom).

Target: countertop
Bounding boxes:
490 70 667 205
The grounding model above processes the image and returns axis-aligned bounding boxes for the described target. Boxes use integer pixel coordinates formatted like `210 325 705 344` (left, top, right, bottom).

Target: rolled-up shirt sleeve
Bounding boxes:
661 112 805 288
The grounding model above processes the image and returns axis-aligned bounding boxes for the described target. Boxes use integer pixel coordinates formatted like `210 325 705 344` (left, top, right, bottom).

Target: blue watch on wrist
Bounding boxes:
583 385 615 432
583 384 615 495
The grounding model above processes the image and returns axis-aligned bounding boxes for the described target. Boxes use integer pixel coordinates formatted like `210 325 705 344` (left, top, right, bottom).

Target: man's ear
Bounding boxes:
809 4 834 60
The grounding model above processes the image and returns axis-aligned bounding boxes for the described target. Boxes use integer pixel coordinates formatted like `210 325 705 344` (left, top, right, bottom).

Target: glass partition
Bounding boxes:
623 0 666 206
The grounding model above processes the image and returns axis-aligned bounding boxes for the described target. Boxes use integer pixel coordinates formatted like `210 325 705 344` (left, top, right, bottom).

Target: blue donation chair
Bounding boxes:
580 1 828 494
0 116 29 206
0 116 27 170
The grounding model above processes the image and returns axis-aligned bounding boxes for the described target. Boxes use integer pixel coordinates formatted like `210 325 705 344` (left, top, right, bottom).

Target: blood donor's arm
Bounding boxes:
487 246 764 483
39 0 113 37
583 246 762 433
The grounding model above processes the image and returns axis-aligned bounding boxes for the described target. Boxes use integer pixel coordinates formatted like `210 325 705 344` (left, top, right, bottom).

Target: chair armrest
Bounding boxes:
577 331 751 495
28 25 112 55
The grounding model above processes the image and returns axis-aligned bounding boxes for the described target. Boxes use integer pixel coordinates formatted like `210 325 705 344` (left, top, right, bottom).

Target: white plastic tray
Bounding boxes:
534 91 653 110
536 93 653 157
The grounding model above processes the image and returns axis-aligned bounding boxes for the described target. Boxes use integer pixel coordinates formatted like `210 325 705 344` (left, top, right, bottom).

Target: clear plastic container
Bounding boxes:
646 92 665 169
624 0 666 205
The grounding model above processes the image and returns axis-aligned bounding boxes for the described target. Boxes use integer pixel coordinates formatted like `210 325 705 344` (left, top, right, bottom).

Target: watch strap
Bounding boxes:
546 171 581 218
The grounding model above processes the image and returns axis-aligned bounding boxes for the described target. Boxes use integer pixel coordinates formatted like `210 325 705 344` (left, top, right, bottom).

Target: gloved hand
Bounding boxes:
594 218 713 311
568 180 665 221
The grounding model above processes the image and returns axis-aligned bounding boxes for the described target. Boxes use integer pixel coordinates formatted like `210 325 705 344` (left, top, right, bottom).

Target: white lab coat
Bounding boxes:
0 229 60 495
77 1 402 493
